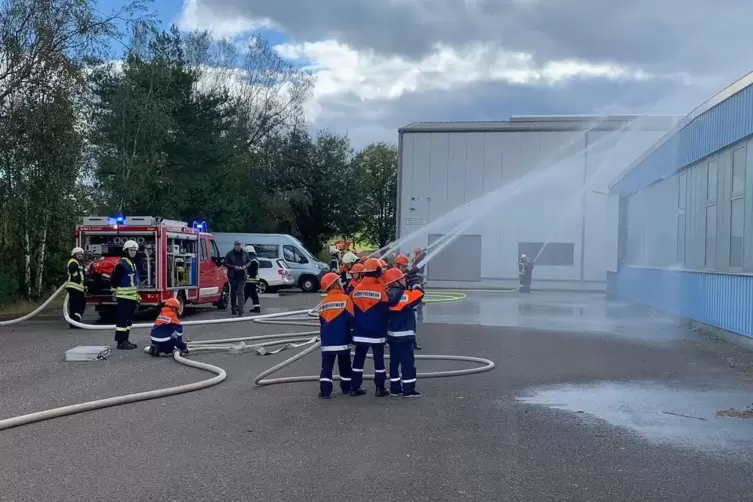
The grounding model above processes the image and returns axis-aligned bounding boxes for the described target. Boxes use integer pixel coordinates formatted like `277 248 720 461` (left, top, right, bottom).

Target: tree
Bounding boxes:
0 0 150 117
355 143 398 249
184 32 314 148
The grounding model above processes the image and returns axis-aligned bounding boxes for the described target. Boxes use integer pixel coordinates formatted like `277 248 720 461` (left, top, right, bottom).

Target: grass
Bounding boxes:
0 294 65 317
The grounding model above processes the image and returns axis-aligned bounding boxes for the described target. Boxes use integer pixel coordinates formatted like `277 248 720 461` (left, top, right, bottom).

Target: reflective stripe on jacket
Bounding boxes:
66 257 85 292
115 257 140 301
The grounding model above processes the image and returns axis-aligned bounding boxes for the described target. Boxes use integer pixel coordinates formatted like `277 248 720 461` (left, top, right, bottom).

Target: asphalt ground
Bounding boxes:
1 292 753 501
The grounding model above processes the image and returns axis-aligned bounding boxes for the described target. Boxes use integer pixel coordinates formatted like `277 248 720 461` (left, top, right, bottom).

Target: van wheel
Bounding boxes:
215 284 229 310
256 280 268 294
299 275 318 293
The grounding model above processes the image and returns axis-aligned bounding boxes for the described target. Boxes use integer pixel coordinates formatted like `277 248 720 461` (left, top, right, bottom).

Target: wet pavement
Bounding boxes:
2 290 753 501
424 290 687 341
517 381 753 456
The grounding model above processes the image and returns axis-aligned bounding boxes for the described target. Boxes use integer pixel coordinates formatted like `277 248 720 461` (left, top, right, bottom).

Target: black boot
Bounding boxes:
375 387 390 397
251 305 261 313
414 341 422 350
117 340 137 350
350 389 366 397
147 344 160 357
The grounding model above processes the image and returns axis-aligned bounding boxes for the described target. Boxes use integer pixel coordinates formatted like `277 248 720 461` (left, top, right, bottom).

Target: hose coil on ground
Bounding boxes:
0 292 495 431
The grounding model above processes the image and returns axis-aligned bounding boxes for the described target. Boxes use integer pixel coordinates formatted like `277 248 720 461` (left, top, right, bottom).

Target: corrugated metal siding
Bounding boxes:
399 116 678 133
606 267 753 338
612 83 753 197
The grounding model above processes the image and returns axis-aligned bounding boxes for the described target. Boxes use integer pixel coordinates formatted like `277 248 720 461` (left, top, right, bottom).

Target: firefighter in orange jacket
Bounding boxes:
147 298 189 356
383 267 424 397
349 258 397 397
345 262 363 294
318 272 354 398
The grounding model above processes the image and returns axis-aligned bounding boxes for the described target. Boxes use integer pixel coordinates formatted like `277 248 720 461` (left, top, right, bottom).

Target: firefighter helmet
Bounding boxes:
342 252 358 265
351 263 364 274
123 240 139 250
245 245 256 253
71 247 84 255
362 258 382 273
383 267 406 285
164 298 181 309
394 254 409 266
320 272 341 291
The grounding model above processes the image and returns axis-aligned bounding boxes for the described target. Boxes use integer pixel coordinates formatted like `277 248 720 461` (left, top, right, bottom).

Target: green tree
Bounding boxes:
355 142 398 249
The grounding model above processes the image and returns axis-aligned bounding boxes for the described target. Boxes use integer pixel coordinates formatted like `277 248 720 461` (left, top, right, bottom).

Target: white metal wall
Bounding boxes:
399 129 666 288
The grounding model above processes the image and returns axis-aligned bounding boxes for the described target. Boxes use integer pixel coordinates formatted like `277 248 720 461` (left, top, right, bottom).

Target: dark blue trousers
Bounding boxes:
351 343 386 390
387 338 417 394
155 337 188 355
320 350 352 396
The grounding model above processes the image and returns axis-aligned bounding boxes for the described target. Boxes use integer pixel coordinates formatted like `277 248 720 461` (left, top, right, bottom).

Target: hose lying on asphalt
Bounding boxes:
0 284 66 327
0 294 495 431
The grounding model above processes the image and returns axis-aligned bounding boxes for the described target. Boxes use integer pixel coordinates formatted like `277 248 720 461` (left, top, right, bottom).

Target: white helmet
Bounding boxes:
342 252 358 265
123 240 139 250
245 245 255 253
71 247 84 255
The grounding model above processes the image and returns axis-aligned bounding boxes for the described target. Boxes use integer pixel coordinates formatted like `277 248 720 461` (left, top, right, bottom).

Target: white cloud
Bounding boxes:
177 0 273 39
174 1 711 147
274 39 658 123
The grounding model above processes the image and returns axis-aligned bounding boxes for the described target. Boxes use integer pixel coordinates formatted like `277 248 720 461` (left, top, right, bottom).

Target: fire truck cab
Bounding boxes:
75 215 230 318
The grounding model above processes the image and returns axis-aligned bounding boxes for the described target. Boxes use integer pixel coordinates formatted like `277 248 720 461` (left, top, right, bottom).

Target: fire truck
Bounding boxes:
74 215 230 318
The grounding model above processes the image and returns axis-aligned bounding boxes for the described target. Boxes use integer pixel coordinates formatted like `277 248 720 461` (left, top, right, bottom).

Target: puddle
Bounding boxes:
516 381 753 456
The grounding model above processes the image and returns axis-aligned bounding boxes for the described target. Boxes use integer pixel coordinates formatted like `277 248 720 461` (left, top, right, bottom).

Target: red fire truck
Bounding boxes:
74 215 230 318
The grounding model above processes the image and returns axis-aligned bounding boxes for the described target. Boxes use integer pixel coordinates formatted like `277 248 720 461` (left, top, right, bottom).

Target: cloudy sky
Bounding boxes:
115 0 753 147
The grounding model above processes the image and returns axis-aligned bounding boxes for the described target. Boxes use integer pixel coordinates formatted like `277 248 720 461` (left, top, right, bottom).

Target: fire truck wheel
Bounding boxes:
214 284 229 310
176 293 186 316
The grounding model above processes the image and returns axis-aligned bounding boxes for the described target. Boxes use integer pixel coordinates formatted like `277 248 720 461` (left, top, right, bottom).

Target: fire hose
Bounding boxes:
0 293 495 431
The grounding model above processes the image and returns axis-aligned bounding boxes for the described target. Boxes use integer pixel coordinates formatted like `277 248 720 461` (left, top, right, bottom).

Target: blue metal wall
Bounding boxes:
606 267 753 339
611 82 753 197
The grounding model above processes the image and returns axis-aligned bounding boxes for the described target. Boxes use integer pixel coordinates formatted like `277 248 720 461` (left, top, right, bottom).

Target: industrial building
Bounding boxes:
396 115 677 290
607 72 753 340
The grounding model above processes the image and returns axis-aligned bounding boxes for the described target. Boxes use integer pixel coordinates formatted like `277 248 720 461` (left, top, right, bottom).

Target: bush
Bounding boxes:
0 264 19 305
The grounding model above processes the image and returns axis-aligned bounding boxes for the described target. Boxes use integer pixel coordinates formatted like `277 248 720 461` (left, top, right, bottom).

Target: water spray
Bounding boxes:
414 85 706 272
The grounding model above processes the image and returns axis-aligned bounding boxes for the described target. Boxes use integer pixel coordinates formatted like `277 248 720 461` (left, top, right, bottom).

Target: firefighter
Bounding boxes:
317 272 354 398
65 247 86 328
518 254 534 293
383 267 424 397
345 262 363 294
406 249 426 350
393 254 409 271
244 245 261 313
339 251 358 283
349 258 393 397
146 298 189 357
329 246 340 274
110 240 140 350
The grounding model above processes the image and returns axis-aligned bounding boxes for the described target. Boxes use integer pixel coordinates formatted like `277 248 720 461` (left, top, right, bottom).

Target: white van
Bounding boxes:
214 233 330 292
